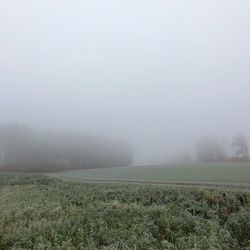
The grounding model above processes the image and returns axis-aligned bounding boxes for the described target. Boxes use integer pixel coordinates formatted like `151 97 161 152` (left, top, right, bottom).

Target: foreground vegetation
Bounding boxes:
50 162 250 186
0 174 249 249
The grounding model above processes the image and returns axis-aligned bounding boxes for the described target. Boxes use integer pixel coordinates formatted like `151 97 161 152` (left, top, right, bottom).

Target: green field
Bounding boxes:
1 163 250 249
50 163 250 186
0 174 250 249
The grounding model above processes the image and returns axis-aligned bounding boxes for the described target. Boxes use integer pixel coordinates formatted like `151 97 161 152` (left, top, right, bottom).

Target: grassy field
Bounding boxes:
0 174 250 249
50 163 250 186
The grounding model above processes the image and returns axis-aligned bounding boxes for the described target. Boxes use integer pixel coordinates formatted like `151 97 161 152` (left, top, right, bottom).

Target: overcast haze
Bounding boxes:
0 0 250 164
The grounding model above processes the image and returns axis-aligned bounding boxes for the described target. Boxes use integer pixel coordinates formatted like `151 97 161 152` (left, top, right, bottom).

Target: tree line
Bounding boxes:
197 133 249 162
0 124 133 172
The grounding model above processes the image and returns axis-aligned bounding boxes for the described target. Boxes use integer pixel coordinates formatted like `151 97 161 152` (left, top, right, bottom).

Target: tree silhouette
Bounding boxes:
231 133 248 161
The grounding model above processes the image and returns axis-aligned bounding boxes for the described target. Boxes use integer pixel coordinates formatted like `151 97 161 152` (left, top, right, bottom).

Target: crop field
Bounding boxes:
0 173 250 249
50 163 250 187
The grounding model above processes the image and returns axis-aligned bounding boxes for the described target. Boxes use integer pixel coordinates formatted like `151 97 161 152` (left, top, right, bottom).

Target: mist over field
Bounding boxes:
1 0 250 164
1 2 250 249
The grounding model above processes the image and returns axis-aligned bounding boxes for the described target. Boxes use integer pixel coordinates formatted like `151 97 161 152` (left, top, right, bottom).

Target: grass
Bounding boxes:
49 162 250 186
0 174 250 249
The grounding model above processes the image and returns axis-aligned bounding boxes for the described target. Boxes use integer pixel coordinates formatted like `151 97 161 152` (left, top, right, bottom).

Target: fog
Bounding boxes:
0 0 250 164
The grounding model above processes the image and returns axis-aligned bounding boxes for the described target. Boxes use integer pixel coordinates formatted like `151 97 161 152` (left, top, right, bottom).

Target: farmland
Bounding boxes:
0 173 250 249
50 163 250 187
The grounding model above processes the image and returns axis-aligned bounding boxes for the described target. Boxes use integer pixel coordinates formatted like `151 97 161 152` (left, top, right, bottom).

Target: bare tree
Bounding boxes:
231 133 248 161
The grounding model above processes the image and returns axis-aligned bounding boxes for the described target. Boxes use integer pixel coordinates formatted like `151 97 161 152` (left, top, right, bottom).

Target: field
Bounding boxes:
0 173 250 249
50 163 250 187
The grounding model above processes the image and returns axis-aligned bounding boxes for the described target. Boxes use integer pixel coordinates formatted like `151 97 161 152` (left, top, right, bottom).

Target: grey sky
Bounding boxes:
1 0 250 163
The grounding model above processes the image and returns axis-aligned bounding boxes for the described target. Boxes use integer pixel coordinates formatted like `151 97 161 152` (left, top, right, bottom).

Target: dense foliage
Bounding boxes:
0 174 249 249
0 124 133 172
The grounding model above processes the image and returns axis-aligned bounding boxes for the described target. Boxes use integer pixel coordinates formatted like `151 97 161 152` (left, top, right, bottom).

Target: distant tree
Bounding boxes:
196 136 227 162
231 134 248 161
0 123 133 172
0 123 33 167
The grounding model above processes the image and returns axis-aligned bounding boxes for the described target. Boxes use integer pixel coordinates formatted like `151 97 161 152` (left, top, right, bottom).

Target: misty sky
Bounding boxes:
1 1 250 164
